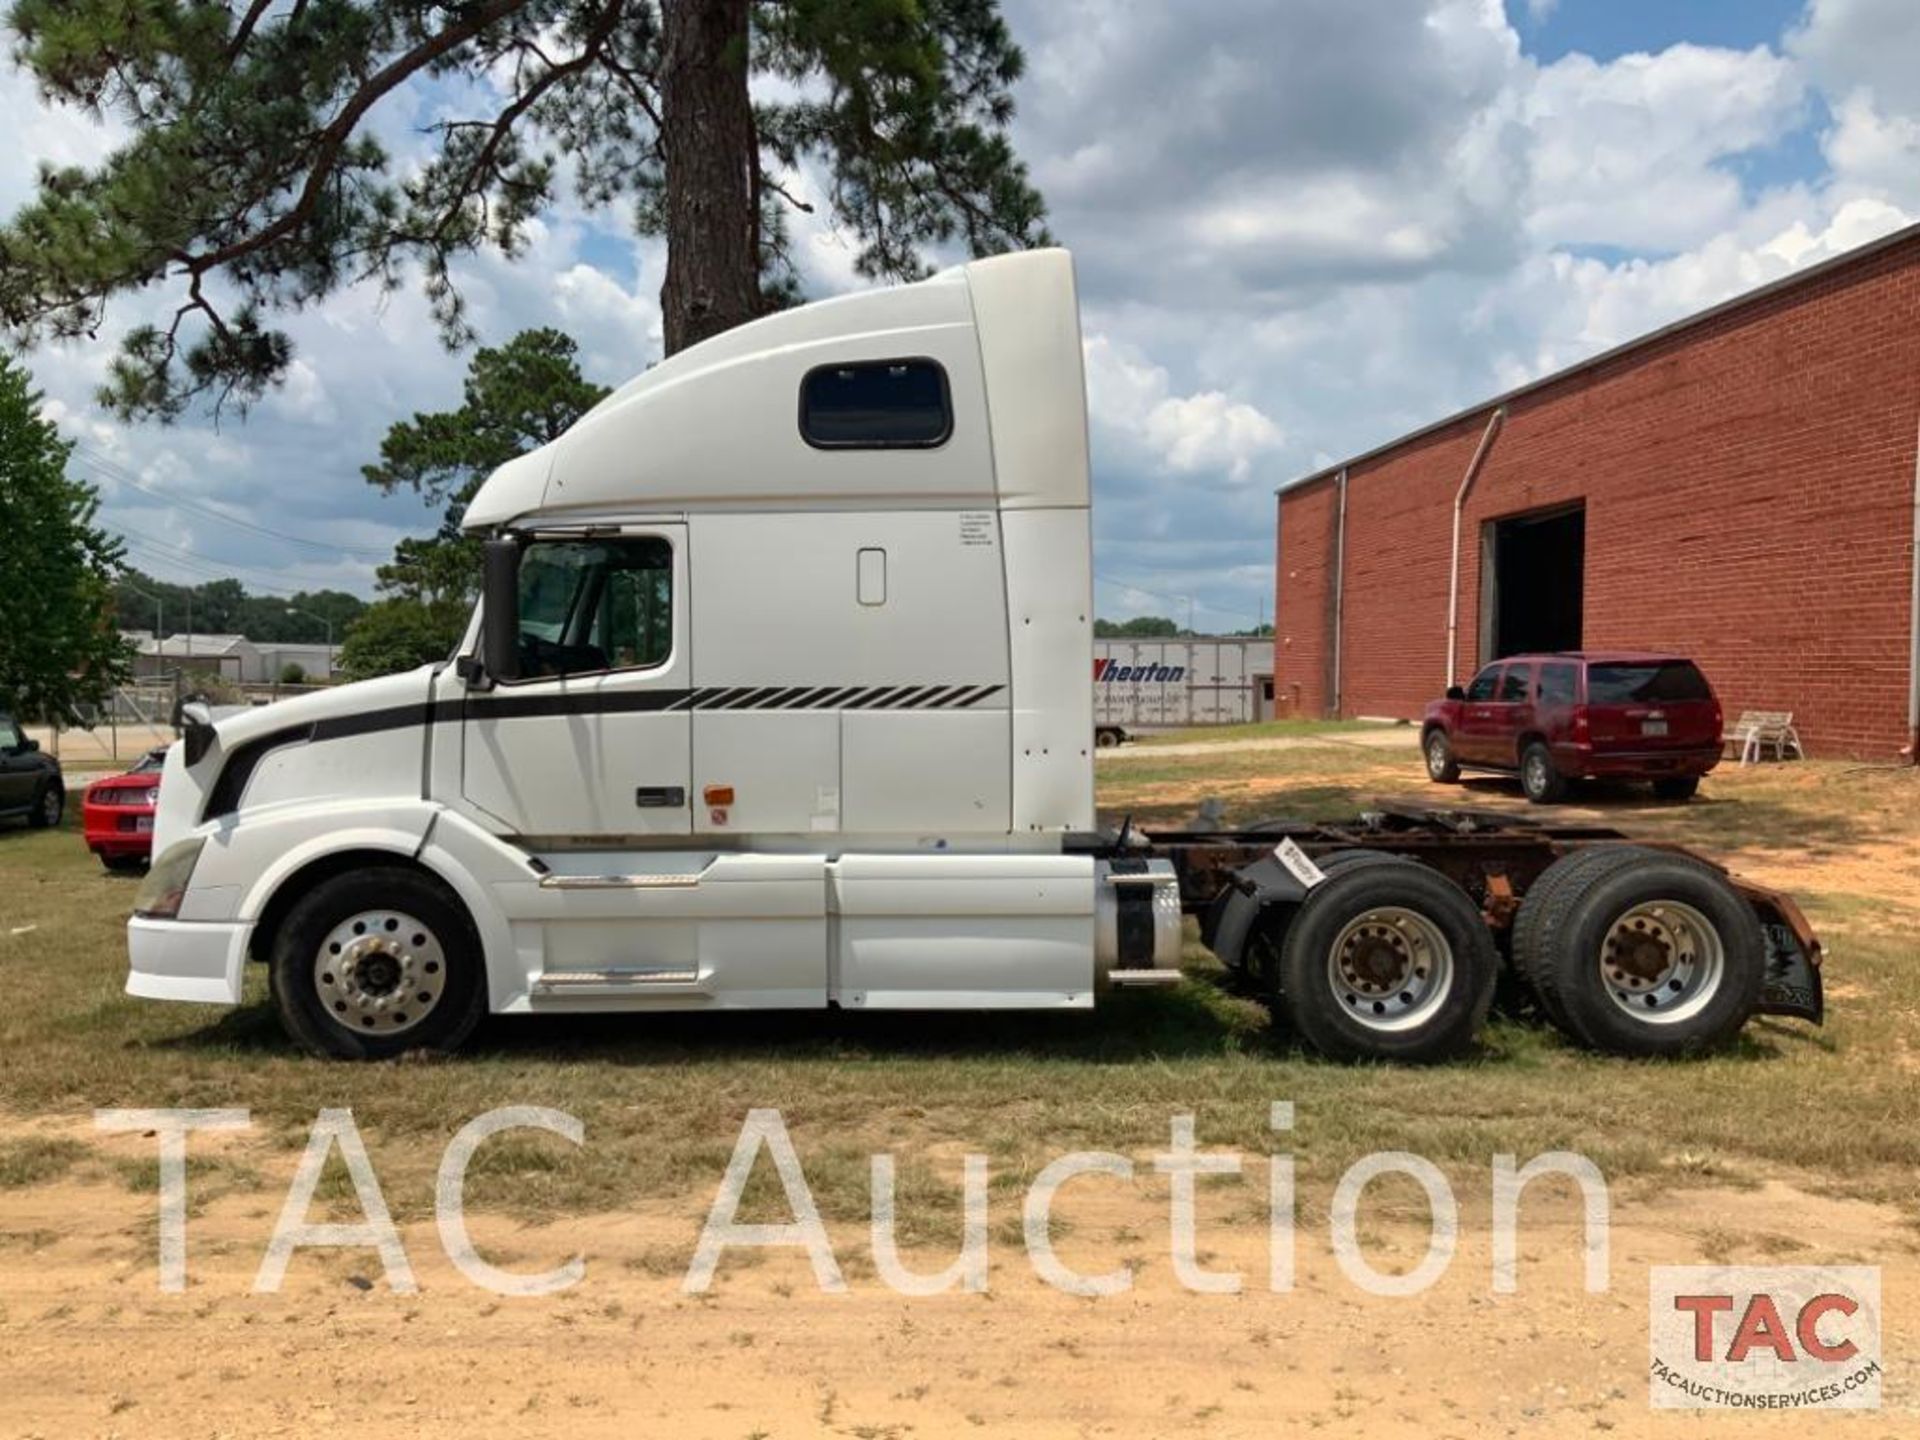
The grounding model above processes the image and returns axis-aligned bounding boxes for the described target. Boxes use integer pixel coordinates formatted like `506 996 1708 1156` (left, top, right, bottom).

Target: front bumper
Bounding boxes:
126 917 248 1005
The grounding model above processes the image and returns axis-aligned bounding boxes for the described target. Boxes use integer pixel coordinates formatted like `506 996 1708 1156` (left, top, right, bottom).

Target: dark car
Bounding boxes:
1422 652 1723 803
0 711 64 830
82 746 167 871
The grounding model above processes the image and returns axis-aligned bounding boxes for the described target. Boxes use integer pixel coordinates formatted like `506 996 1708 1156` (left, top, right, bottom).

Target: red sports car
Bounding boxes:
82 747 167 872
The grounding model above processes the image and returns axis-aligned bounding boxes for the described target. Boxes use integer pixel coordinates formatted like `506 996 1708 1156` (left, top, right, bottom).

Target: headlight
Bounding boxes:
134 837 207 920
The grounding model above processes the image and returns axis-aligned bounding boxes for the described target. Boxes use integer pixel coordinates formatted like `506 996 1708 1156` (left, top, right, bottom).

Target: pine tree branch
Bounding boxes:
174 0 529 280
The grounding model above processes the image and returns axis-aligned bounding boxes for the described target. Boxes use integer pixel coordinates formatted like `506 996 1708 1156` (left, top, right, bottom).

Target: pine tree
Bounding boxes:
0 0 1048 420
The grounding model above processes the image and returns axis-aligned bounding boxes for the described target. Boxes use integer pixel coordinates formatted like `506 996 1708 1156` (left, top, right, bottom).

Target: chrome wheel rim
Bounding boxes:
1327 906 1454 1032
1523 752 1549 795
1600 899 1724 1024
1427 736 1448 777
314 909 446 1036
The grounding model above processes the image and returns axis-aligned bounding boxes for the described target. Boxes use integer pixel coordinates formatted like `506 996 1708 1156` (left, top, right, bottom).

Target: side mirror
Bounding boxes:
1446 685 1466 702
20 737 38 754
176 700 215 765
481 535 522 684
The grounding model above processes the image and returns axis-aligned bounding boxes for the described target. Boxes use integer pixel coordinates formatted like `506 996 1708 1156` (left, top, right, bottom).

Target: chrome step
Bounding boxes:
1106 968 1185 987
533 965 702 994
537 873 701 890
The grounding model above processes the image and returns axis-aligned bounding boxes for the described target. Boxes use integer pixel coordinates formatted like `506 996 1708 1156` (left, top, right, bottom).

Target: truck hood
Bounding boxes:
153 665 439 849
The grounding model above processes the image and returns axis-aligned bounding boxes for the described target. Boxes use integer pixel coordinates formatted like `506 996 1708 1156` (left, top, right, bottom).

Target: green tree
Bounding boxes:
366 327 611 603
0 353 128 717
338 597 468 681
1093 615 1181 639
1 0 1048 420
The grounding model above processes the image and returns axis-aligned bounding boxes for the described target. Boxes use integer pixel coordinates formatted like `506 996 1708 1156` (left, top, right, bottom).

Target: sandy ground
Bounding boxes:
2 1122 1914 1439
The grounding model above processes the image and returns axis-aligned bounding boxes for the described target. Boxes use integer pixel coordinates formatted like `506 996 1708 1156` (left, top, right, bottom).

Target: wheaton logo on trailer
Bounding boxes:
1094 659 1186 684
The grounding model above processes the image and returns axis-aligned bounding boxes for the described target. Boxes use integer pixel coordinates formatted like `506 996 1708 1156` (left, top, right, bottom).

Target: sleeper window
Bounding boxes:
801 359 951 448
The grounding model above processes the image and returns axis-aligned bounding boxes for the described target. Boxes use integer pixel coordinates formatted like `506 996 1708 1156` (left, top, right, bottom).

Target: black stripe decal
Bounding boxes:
202 682 1009 819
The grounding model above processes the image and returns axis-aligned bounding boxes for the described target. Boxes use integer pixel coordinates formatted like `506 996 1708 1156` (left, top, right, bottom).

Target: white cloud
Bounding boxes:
5 1 1919 628
1084 335 1281 484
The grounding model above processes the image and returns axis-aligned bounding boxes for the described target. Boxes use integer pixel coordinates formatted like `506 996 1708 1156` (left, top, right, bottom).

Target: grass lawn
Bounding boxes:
2 746 1918 1234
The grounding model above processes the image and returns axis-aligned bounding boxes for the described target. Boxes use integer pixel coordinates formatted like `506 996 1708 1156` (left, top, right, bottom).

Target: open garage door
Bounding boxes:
1480 502 1585 659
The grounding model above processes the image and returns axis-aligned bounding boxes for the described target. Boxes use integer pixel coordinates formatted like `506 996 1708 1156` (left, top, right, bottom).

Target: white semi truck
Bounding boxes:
127 250 1824 1062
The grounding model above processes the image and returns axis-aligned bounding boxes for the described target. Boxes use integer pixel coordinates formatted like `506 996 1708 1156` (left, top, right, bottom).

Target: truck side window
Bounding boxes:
1540 662 1577 705
1499 665 1531 703
515 537 672 679
800 359 951 448
1465 667 1500 702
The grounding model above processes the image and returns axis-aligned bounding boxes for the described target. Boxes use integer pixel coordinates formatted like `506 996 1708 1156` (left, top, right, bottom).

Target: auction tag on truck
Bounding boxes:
1272 837 1328 890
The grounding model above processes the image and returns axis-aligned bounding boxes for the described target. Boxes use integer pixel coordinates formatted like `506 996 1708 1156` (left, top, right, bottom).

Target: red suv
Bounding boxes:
1422 653 1722 803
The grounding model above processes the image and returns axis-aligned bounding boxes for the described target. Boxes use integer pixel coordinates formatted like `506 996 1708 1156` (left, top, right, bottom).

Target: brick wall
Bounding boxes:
1275 235 1920 758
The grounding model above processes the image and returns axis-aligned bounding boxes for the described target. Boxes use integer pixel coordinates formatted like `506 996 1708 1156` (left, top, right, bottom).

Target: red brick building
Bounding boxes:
1274 223 1920 759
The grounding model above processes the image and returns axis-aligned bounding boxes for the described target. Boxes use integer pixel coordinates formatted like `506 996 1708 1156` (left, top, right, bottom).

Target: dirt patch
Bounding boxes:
3 1154 1915 1438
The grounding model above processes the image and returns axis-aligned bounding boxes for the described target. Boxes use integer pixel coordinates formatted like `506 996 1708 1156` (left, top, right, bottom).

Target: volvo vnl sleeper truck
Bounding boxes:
127 249 1824 1062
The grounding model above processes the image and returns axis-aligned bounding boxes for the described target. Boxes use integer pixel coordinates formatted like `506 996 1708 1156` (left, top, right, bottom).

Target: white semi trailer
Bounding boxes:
127 251 1824 1063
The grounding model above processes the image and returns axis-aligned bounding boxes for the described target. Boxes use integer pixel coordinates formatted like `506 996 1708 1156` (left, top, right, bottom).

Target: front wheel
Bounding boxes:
268 867 487 1060
1423 729 1461 783
1276 864 1497 1063
1519 742 1565 804
28 783 63 829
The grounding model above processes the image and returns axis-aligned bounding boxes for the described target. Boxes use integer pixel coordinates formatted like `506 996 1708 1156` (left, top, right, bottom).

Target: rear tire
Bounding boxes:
269 867 487 1060
1519 742 1565 804
101 853 147 874
1513 846 1763 1056
1423 728 1461 783
1277 864 1497 1063
1652 776 1700 801
27 782 62 829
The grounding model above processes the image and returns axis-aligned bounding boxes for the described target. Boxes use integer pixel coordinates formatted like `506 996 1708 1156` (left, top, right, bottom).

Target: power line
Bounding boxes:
73 443 397 560
118 535 312 597
1094 572 1267 628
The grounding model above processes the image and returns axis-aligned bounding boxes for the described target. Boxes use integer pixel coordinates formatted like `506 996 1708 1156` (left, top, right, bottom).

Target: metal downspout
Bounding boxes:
1908 411 1920 762
1447 407 1508 687
1332 468 1347 717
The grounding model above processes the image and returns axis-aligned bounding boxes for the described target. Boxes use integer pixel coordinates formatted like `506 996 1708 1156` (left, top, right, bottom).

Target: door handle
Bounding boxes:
634 786 686 808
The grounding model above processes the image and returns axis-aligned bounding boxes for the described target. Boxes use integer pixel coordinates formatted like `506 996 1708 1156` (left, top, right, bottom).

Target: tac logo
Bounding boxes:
1093 659 1185 683
1649 1265 1882 1410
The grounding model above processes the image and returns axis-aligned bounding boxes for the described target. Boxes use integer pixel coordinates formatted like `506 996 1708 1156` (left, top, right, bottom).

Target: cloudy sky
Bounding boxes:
4 0 1918 633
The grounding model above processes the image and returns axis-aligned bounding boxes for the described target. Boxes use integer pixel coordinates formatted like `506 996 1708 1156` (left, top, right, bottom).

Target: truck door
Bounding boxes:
462 528 693 837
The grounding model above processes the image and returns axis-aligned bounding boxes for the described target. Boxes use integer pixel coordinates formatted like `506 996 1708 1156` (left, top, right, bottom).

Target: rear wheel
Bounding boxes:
269 867 487 1060
1276 863 1496 1063
28 783 62 829
1424 729 1461 784
1513 846 1763 1056
1094 726 1123 749
1652 776 1700 801
1519 742 1565 804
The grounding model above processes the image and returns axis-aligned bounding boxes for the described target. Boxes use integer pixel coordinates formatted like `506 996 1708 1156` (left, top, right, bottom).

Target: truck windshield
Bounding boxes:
1586 662 1711 703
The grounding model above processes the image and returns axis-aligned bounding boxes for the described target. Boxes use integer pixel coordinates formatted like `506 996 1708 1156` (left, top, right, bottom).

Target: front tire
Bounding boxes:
1513 846 1763 1056
1276 864 1497 1063
1519 742 1565 804
1424 729 1461 783
268 867 486 1060
28 783 63 829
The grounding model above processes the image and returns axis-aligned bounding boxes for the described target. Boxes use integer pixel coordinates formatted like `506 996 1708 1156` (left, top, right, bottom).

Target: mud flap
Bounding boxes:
1757 917 1823 1024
